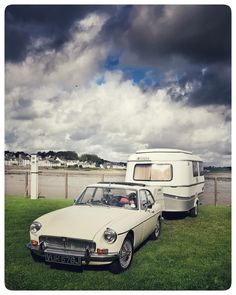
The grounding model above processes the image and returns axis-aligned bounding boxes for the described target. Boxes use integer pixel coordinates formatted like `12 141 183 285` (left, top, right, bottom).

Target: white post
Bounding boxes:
31 154 39 199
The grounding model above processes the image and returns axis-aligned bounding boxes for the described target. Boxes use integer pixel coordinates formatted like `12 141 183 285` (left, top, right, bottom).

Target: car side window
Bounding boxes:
81 187 95 203
140 190 154 210
93 188 103 202
139 190 147 210
146 191 155 206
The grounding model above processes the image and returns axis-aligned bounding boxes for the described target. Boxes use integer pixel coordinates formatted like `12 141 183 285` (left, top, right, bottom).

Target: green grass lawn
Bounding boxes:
5 196 231 290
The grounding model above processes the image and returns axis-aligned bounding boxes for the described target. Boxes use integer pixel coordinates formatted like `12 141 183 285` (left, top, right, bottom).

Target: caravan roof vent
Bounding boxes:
136 148 192 155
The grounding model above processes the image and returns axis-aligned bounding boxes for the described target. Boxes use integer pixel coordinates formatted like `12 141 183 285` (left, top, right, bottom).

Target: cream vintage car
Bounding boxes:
26 182 164 273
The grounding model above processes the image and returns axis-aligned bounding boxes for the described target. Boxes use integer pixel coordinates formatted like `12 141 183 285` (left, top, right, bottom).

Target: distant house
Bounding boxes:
66 160 79 167
112 164 126 170
5 153 31 167
79 161 96 168
5 159 18 166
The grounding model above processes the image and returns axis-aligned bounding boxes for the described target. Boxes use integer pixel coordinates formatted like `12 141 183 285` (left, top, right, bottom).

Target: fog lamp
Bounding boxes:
31 240 38 247
97 248 108 255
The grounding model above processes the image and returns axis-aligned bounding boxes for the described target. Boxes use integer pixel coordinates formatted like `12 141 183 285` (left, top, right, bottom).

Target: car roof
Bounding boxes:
86 182 146 190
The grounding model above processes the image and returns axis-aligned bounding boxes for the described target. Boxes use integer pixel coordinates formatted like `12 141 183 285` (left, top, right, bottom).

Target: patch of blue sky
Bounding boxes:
104 54 163 87
122 66 161 87
95 76 106 85
105 55 120 70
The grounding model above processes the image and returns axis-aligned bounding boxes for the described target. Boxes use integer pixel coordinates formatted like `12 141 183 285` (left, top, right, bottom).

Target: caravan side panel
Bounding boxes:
125 157 204 212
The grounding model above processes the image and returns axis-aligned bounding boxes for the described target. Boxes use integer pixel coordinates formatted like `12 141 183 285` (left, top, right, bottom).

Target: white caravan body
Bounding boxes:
125 149 205 213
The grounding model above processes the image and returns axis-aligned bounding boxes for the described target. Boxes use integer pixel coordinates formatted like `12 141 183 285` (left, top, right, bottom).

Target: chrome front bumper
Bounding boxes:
26 242 119 264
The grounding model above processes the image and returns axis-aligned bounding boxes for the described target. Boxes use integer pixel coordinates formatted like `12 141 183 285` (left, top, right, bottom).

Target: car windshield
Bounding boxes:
75 187 138 210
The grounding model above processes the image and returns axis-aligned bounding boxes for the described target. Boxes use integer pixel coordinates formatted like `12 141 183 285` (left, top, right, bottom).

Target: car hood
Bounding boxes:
36 205 131 240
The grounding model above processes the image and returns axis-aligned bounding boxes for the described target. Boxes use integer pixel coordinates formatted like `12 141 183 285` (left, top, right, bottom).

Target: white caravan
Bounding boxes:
125 149 205 216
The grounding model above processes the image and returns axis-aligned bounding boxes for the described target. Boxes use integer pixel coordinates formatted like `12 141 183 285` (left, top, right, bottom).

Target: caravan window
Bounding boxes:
134 164 172 181
192 161 198 177
199 162 204 176
134 164 151 180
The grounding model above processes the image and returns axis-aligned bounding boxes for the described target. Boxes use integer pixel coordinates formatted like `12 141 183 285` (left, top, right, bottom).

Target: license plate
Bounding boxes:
45 253 81 266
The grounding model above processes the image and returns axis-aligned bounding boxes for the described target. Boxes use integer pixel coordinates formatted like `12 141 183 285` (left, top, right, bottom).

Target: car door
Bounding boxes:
139 189 158 241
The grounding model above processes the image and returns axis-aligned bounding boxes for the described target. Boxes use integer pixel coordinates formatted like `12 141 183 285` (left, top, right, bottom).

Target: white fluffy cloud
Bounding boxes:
5 13 231 166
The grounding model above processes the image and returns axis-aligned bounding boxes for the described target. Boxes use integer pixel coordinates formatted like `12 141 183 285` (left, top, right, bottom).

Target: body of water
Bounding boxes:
5 170 231 206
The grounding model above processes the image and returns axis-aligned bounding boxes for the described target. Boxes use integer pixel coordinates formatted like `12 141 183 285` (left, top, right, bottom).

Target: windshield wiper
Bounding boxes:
90 201 110 208
98 203 110 208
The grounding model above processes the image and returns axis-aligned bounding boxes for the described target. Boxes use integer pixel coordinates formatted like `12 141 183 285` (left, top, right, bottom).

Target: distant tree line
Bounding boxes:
79 154 104 165
204 166 231 172
37 151 79 160
5 150 79 160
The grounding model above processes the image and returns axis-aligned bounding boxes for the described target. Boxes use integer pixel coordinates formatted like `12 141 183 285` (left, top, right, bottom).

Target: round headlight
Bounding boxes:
103 228 117 244
30 221 42 234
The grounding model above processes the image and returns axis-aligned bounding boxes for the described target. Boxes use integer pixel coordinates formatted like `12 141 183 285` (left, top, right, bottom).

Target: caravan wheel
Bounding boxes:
189 202 198 217
150 217 161 240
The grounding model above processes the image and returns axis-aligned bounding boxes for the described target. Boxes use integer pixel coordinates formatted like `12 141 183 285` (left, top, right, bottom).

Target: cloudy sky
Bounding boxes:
5 5 231 165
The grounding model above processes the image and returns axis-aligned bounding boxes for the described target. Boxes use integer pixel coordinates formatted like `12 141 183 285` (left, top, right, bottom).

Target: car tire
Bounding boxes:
150 216 161 240
110 234 133 274
30 250 44 262
189 202 198 217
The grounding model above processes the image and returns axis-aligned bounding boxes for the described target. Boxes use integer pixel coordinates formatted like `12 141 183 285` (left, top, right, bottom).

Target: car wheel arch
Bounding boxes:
126 230 134 247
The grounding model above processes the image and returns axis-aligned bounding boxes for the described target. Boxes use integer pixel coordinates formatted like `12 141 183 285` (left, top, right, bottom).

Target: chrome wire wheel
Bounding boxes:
119 239 133 269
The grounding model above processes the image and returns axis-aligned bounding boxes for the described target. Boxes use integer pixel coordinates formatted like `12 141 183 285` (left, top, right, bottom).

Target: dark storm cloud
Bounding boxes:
190 66 231 106
101 5 132 41
166 64 231 106
5 5 115 62
100 5 231 106
122 5 231 65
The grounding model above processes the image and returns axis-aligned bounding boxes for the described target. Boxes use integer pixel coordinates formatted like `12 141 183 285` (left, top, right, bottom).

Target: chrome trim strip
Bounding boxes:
164 194 196 200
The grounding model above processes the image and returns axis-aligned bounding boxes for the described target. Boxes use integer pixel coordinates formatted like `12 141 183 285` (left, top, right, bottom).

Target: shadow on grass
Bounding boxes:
48 262 110 273
162 211 188 220
46 234 158 274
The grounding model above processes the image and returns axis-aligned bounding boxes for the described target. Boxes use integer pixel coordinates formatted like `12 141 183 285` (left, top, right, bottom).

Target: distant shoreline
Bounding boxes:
5 166 126 176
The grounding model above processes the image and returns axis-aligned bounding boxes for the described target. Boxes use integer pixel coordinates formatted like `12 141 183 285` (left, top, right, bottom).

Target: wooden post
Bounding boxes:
25 171 29 197
65 172 68 199
31 155 39 199
214 177 218 206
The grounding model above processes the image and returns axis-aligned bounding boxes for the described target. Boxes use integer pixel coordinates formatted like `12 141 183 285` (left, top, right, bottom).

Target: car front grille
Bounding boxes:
39 235 96 252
